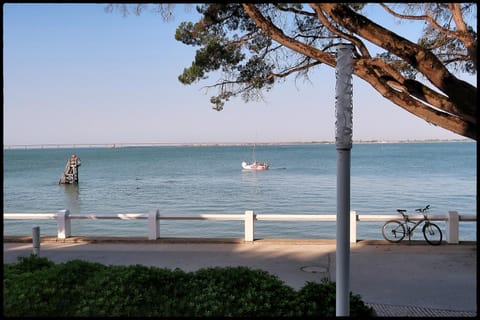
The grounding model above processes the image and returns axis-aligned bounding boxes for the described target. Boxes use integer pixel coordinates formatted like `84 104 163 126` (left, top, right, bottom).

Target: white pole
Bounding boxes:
244 210 255 242
335 43 354 316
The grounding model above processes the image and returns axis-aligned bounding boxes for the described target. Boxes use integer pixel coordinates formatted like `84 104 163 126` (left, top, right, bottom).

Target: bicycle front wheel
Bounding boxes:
423 222 442 245
382 220 406 243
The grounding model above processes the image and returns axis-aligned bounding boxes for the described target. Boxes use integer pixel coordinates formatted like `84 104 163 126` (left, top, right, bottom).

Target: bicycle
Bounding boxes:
381 205 443 245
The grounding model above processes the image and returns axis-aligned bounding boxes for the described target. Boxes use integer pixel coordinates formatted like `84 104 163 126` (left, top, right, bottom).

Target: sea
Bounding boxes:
3 141 477 241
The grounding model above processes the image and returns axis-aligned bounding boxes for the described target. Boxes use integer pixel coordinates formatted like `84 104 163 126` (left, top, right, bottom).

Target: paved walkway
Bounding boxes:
3 237 477 317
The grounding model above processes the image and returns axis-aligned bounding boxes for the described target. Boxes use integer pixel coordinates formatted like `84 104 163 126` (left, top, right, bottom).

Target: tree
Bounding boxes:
106 3 477 140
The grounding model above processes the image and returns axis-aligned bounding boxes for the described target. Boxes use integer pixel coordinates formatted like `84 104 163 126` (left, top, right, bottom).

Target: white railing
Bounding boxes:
3 210 476 244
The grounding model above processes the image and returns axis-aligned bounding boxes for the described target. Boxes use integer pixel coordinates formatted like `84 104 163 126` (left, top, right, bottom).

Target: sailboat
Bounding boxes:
241 144 270 170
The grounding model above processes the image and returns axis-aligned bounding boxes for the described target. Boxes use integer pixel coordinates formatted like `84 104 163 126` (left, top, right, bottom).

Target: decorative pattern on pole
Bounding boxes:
335 45 353 150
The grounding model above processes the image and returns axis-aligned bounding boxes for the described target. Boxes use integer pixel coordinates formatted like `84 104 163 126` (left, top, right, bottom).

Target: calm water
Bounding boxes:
3 142 477 241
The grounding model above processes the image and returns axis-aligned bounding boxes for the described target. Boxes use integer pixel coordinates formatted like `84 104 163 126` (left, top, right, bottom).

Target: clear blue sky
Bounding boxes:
3 3 476 145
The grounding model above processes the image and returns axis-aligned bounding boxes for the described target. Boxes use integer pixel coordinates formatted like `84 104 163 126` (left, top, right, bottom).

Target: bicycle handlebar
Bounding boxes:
415 204 430 213
397 205 430 220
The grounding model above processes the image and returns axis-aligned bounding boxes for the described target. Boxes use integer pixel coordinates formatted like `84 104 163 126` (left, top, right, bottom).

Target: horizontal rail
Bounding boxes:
3 210 476 244
4 213 475 222
4 213 57 220
70 214 148 220
255 214 337 221
354 214 477 221
158 214 246 221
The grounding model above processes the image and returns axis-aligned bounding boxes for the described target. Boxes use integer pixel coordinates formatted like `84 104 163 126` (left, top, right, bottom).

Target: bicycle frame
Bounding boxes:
402 215 427 241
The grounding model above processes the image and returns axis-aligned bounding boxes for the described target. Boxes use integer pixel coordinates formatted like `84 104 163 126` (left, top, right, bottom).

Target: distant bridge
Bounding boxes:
3 143 191 149
2 142 255 150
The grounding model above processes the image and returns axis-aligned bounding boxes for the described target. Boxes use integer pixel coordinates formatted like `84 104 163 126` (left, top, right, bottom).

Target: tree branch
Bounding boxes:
312 3 476 119
241 4 336 67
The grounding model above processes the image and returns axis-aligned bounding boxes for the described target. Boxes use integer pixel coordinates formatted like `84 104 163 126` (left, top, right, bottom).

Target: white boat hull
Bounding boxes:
242 161 269 170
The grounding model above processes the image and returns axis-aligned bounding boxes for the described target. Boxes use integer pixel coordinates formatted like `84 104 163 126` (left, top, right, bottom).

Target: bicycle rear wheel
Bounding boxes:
382 220 405 243
423 222 442 245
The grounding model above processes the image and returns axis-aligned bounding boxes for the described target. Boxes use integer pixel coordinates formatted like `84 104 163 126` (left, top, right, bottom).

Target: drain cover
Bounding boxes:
300 266 327 273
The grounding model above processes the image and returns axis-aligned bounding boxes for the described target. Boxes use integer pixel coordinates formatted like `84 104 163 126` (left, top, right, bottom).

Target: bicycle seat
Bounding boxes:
397 209 407 213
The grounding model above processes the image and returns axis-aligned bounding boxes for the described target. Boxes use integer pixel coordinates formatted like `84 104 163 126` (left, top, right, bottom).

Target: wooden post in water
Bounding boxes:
59 154 81 184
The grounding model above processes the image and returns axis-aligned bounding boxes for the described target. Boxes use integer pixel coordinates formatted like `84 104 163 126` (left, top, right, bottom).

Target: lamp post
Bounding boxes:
335 44 353 316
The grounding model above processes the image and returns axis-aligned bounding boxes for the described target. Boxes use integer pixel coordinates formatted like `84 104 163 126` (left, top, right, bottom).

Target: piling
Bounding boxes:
59 154 81 184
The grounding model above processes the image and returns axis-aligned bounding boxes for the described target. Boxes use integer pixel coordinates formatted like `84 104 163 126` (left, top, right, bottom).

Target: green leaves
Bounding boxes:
4 256 375 317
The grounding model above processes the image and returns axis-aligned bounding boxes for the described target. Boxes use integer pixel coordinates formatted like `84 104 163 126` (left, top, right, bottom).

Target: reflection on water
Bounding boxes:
240 170 263 193
240 170 271 205
240 170 260 184
61 184 80 213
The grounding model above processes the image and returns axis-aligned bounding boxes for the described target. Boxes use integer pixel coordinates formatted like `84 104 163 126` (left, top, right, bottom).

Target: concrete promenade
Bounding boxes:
3 237 477 317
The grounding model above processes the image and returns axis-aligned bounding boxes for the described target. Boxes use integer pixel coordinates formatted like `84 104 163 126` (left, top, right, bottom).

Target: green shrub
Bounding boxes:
183 266 298 317
3 256 105 316
75 265 192 316
4 256 375 317
296 280 375 317
4 254 54 274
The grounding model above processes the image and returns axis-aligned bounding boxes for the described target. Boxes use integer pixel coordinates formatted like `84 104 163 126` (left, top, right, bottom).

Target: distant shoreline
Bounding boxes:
3 139 473 150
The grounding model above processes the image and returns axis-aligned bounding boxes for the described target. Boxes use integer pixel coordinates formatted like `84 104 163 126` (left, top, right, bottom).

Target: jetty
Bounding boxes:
59 154 81 184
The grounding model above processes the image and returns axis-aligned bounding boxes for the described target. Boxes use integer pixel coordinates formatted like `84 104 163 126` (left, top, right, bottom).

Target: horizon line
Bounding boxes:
3 138 472 150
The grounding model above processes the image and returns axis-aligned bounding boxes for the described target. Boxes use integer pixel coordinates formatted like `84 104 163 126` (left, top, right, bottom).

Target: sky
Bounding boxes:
3 3 477 146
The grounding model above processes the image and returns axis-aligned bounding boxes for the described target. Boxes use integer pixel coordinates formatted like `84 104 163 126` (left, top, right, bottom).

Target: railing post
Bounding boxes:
446 211 459 244
57 209 71 239
349 211 357 243
148 209 160 240
245 210 254 242
32 226 40 255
